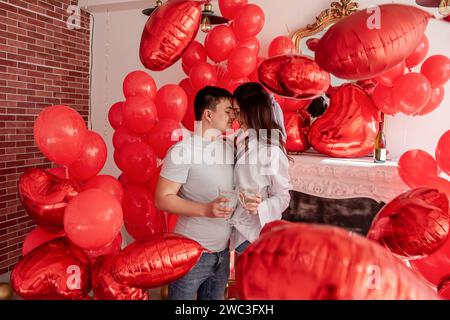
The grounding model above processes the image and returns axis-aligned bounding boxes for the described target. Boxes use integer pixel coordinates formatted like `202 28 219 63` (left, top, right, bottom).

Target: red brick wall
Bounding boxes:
0 0 91 275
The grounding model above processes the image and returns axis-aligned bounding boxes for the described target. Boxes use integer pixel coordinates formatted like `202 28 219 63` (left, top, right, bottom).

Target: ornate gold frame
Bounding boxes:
291 0 359 52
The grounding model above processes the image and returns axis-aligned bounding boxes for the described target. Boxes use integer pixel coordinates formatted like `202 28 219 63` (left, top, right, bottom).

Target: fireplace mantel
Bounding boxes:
288 151 409 203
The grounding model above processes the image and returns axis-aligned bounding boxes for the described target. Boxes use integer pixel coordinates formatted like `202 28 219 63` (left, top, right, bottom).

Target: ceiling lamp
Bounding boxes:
142 0 229 33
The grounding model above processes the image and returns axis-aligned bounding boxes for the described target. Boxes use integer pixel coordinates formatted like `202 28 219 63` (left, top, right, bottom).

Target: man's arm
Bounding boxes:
154 176 233 218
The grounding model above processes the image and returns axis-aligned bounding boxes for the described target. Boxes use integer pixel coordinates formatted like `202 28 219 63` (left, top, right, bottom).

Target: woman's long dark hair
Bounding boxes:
233 82 287 156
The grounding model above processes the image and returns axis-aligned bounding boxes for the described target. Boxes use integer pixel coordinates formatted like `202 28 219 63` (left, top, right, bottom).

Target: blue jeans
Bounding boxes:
168 248 230 300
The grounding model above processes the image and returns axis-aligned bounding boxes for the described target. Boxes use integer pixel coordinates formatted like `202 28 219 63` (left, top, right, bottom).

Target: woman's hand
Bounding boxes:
244 194 262 215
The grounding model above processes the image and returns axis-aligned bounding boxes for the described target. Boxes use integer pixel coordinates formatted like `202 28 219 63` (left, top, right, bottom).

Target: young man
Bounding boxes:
155 86 236 300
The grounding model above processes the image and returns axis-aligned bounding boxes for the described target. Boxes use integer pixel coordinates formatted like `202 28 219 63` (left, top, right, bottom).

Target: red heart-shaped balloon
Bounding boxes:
278 56 330 99
236 222 439 300
18 169 81 231
111 233 203 289
368 187 450 259
284 111 311 153
257 55 291 94
315 4 431 80
91 255 149 300
11 238 91 300
309 84 379 158
139 0 203 71
258 55 330 99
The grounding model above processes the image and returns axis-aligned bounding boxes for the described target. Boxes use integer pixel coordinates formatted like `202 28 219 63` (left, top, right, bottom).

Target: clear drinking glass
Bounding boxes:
238 185 259 208
218 187 239 210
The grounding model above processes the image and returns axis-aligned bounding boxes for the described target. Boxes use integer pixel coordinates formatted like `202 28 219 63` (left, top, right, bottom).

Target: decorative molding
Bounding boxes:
291 0 359 52
288 153 408 203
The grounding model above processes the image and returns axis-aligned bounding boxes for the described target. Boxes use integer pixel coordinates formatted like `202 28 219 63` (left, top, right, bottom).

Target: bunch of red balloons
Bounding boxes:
179 0 266 130
30 105 124 257
398 130 450 196
370 47 449 116
11 234 204 300
110 70 184 240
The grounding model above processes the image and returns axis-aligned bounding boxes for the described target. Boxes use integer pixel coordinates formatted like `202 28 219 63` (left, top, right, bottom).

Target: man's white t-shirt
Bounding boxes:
160 134 235 252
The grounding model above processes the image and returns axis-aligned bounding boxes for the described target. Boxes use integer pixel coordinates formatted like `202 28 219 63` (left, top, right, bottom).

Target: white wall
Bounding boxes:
84 0 450 176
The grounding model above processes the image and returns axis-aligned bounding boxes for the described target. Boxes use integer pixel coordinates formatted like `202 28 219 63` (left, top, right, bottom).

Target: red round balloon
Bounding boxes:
122 95 158 134
405 35 429 69
179 78 196 131
165 211 179 233
410 234 450 286
236 222 439 299
218 0 248 20
22 227 65 256
248 56 265 82
232 4 265 40
84 232 122 262
309 84 379 158
225 76 250 93
19 169 80 231
181 40 207 71
139 0 202 71
372 84 397 115
375 60 405 88
108 102 124 130
83 174 124 204
47 167 80 186
68 131 107 181
64 189 123 250
189 62 218 91
420 54 450 88
113 149 124 171
122 70 157 99
238 37 260 56
112 126 144 150
436 130 450 176
416 86 445 116
315 4 431 80
34 105 87 166
268 36 296 57
147 165 162 194
122 185 166 241
227 46 257 79
118 142 158 184
398 149 439 188
147 119 182 159
11 238 91 300
155 84 188 122
392 72 432 115
368 187 450 259
111 233 204 288
205 25 237 63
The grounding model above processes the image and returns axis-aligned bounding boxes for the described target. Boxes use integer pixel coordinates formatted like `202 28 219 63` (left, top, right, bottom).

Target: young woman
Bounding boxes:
230 82 292 254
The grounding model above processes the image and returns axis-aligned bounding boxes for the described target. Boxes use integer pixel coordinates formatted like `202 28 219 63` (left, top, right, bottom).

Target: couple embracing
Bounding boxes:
155 83 292 300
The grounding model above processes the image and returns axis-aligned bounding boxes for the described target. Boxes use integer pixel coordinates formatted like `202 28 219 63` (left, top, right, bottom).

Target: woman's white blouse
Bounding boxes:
229 130 292 250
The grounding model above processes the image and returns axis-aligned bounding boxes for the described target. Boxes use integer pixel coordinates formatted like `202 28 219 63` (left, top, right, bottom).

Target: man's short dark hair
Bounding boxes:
194 86 232 121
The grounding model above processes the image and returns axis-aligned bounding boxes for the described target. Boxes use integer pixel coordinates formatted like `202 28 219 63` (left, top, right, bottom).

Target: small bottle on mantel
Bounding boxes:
374 113 387 163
